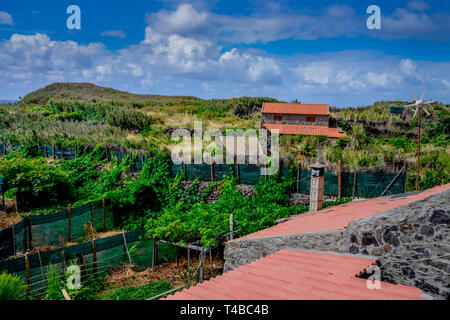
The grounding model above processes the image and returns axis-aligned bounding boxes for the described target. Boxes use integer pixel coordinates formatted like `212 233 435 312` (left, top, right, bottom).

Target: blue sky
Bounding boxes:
0 0 449 106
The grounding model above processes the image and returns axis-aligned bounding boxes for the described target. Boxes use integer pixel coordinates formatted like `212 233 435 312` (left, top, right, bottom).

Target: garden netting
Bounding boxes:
0 230 177 298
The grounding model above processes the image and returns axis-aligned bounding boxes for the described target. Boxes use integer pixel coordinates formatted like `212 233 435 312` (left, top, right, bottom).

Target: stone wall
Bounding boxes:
262 113 329 126
345 190 449 299
224 188 449 299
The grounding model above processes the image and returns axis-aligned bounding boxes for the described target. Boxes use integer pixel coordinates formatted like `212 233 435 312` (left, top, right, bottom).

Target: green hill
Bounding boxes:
21 82 203 105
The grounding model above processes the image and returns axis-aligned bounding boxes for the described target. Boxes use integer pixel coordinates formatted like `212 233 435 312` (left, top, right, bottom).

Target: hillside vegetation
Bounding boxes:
0 82 449 192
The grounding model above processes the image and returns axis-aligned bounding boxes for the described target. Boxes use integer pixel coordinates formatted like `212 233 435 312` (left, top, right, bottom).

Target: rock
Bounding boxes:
361 232 378 246
371 247 383 256
383 244 392 252
401 266 415 279
349 245 359 254
400 222 414 233
429 210 450 226
419 225 435 237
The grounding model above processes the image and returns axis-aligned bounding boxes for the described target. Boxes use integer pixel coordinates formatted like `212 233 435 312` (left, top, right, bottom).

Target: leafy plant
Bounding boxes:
0 271 27 300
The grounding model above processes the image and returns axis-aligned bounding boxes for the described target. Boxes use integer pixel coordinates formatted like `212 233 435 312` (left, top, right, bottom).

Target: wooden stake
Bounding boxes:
338 160 342 200
67 204 72 242
61 289 71 300
102 196 106 232
152 239 159 267
230 214 234 240
187 247 191 287
10 223 16 257
27 214 33 250
296 162 300 193
209 250 213 278
52 145 55 159
25 252 30 296
210 163 214 182
92 239 97 279
352 172 357 198
122 231 132 265
236 164 240 184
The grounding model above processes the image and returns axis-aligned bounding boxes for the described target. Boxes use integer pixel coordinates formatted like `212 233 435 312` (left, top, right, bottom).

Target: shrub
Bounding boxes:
0 271 27 300
0 157 73 209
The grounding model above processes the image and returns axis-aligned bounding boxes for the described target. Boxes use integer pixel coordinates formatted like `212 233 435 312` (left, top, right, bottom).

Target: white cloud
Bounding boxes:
100 30 127 39
400 59 416 75
406 1 430 12
0 4 449 105
0 11 13 25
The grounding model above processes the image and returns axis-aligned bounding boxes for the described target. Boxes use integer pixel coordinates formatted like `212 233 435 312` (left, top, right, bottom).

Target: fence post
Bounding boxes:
230 214 234 240
102 197 106 232
187 247 191 287
27 214 33 251
67 204 72 242
92 239 97 279
105 145 110 162
236 164 240 184
296 162 300 193
210 163 214 182
89 203 95 229
25 252 30 296
152 239 159 268
352 172 357 198
209 249 213 278
10 223 16 257
52 145 55 159
122 231 132 265
198 248 203 284
183 163 187 180
338 160 342 200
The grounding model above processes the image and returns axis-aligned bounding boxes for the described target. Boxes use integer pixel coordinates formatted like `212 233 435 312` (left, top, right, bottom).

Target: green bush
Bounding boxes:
0 157 73 208
0 271 27 300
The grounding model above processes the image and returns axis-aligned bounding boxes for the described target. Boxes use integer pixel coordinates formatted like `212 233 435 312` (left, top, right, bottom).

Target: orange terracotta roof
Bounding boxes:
165 249 424 300
262 103 329 115
242 184 450 240
263 123 346 138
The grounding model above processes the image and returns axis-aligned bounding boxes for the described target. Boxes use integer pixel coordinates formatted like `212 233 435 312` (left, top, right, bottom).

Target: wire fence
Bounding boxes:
0 230 177 299
0 199 114 260
171 163 406 198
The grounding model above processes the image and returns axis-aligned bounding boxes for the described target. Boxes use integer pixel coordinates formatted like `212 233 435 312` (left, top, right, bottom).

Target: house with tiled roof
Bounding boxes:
261 102 346 138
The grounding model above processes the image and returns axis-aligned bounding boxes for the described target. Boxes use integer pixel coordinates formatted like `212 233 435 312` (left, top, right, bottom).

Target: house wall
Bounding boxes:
261 113 329 126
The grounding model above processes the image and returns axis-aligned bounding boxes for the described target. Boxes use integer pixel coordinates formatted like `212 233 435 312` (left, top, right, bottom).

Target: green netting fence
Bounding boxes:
0 200 114 260
0 231 177 298
0 143 148 171
170 163 406 199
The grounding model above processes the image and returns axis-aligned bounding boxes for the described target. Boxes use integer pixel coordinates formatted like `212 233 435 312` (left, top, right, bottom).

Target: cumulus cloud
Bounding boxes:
100 30 127 39
0 11 13 25
406 0 430 12
0 4 449 105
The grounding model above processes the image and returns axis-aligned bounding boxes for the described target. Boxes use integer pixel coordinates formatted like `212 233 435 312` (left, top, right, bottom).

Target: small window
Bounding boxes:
306 116 316 123
274 115 283 121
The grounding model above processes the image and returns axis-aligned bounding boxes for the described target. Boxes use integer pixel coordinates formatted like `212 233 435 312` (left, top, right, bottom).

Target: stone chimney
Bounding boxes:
309 147 325 212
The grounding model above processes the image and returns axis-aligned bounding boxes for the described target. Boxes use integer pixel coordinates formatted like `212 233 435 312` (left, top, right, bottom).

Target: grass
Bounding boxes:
98 280 173 300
